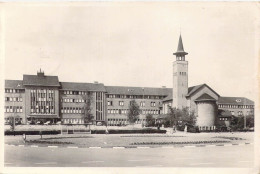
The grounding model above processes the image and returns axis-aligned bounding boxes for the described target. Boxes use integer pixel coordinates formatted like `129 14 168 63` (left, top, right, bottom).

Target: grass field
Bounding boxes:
5 131 254 148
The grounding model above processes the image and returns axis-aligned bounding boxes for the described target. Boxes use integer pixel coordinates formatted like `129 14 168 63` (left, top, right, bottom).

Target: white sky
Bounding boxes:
2 2 259 100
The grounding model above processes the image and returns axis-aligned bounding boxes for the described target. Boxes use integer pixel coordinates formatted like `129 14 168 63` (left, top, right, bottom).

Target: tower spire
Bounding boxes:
173 34 188 56
173 34 188 61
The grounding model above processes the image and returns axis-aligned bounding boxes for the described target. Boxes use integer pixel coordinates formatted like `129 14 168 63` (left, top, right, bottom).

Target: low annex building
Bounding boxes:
4 36 254 128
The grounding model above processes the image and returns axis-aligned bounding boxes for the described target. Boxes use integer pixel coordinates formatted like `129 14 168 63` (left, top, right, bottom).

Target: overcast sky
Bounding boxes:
2 2 258 100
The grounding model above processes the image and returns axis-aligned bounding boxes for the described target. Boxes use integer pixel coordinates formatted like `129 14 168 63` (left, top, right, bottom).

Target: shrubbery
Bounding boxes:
91 129 166 134
5 130 61 135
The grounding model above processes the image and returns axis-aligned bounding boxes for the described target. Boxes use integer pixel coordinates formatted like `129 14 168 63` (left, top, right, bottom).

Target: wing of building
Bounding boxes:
4 36 254 127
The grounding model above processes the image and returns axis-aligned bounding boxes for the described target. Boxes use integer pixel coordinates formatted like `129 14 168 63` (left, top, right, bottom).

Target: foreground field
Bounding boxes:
5 132 254 148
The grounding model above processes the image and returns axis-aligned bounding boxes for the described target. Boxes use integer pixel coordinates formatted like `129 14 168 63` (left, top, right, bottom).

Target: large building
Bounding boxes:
4 36 254 128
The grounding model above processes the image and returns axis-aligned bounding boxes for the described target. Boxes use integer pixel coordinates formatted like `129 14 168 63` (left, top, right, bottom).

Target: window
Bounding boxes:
107 101 113 106
119 101 124 106
9 106 13 113
20 106 23 113
151 102 156 107
5 106 8 113
140 101 145 107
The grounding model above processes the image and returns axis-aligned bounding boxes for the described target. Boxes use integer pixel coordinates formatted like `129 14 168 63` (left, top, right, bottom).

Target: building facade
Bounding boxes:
4 36 254 127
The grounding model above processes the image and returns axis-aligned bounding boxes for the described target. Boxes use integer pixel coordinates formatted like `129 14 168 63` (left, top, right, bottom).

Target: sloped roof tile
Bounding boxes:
23 75 60 87
5 80 24 89
105 86 172 96
195 93 217 101
60 82 106 92
218 97 254 105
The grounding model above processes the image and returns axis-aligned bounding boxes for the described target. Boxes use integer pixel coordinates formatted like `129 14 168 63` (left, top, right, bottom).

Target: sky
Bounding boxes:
2 2 259 100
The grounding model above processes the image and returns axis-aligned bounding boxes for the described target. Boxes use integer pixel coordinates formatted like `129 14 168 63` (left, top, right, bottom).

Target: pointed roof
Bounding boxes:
186 83 220 98
194 93 217 102
173 35 188 56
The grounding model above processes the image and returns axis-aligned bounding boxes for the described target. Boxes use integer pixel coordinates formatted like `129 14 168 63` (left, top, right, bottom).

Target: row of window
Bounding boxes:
107 101 157 107
107 94 165 100
30 89 55 93
61 98 86 103
107 119 147 123
63 90 90 95
5 106 23 113
63 118 85 124
218 104 254 109
31 97 53 102
219 118 228 121
5 89 24 93
61 107 84 114
179 72 187 76
107 109 160 115
5 97 23 102
176 56 185 61
30 106 54 114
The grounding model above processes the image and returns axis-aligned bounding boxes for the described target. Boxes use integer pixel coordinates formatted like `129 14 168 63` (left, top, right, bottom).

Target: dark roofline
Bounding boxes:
105 85 172 90
186 83 220 98
218 96 254 105
59 81 106 92
219 96 254 102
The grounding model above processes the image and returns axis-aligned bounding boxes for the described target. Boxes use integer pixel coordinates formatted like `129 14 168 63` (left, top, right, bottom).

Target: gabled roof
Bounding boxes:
5 80 25 89
186 84 220 98
23 74 60 87
195 93 217 102
60 82 106 92
105 86 172 96
218 97 254 105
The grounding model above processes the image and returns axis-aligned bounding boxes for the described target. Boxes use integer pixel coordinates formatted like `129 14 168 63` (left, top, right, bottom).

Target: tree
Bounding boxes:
146 114 155 127
246 115 254 128
166 107 178 127
230 114 254 131
230 115 243 130
181 107 197 126
166 107 197 128
81 91 94 125
127 100 141 124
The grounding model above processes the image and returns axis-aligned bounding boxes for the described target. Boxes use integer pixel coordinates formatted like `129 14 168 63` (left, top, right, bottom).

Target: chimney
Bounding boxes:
94 81 98 84
37 68 45 77
162 86 166 88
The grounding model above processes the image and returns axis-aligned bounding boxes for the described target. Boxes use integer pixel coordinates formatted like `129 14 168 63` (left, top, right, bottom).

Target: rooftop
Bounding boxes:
218 97 254 105
195 93 217 102
23 74 60 87
105 86 172 96
5 80 24 89
173 35 188 56
60 82 106 92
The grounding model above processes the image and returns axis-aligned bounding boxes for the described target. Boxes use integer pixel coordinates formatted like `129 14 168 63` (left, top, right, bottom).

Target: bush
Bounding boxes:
91 129 166 134
5 130 61 135
188 126 200 133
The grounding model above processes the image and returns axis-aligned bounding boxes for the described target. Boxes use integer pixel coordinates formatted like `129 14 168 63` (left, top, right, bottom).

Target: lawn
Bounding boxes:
5 132 254 148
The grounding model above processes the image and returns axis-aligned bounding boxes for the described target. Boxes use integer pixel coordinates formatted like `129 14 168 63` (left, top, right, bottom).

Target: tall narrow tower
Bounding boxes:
172 35 188 109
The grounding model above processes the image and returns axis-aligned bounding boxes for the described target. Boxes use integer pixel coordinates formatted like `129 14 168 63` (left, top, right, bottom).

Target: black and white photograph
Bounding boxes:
0 2 259 174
